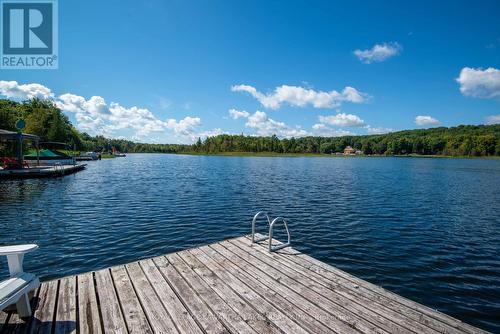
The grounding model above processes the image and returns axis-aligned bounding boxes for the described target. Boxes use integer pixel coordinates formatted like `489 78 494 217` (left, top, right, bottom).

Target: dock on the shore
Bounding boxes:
0 164 86 179
0 234 488 334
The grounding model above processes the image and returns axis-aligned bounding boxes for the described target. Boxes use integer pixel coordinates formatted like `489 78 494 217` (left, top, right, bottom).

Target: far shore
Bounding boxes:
67 151 500 159
170 152 500 159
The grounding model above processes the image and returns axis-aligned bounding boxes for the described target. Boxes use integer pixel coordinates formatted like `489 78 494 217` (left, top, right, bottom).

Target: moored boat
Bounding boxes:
24 149 76 166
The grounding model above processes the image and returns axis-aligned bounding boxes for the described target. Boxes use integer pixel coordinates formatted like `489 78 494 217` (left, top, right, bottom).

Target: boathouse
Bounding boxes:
0 129 40 167
344 145 356 155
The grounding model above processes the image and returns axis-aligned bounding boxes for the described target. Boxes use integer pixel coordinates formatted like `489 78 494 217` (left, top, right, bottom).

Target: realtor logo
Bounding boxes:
1 0 58 69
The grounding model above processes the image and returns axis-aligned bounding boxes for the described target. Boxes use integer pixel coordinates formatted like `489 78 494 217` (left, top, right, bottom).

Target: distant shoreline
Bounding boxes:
164 152 500 159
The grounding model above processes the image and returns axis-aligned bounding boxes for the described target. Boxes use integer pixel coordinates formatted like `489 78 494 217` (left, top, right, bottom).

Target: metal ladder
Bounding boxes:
54 163 64 176
250 211 291 252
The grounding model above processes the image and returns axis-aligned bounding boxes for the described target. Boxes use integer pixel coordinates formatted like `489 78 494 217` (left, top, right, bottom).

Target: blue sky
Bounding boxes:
1 0 500 143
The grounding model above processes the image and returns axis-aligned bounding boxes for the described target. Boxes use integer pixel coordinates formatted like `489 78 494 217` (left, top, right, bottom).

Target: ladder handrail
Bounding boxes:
54 163 63 175
251 211 271 244
269 217 291 252
250 211 291 252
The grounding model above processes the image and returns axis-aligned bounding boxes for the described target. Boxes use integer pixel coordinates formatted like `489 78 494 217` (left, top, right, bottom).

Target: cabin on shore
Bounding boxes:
344 146 356 155
342 146 363 155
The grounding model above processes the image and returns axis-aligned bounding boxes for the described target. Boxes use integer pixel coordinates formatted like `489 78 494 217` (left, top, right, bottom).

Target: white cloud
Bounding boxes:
56 94 116 135
0 81 209 143
165 116 202 136
197 128 226 138
57 93 176 138
415 115 440 126
354 42 402 64
366 126 394 134
311 123 354 137
485 114 500 125
245 111 307 137
456 67 500 99
0 80 54 100
228 108 308 138
231 84 368 109
312 123 326 130
228 108 250 119
318 113 365 127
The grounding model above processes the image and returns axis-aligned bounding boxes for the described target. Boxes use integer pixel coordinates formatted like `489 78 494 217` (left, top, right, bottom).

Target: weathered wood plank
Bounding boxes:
210 242 362 334
94 269 127 334
241 237 467 334
23 235 489 334
2 313 23 334
232 238 437 334
221 240 389 334
2 287 40 334
139 259 202 334
77 272 102 334
0 311 10 331
293 253 486 334
179 249 282 334
29 280 58 334
110 266 152 334
249 234 488 334
124 262 178 334
54 276 77 334
166 253 257 334
152 256 230 334
203 243 335 334
191 245 312 334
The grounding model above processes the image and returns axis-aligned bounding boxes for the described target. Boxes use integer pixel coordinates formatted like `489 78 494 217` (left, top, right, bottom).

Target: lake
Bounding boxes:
1 154 499 332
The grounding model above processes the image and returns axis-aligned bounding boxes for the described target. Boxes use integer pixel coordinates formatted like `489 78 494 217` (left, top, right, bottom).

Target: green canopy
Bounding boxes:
24 149 70 158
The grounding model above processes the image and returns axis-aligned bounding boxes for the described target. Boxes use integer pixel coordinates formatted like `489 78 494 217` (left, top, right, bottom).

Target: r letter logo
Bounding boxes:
1 0 58 69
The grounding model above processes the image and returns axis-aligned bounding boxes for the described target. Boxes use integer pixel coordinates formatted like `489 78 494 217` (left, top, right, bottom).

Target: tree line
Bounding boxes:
194 126 500 156
1 99 499 157
0 99 188 154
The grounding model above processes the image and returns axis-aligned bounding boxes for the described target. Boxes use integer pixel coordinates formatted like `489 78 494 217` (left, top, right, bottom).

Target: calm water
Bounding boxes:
1 154 499 332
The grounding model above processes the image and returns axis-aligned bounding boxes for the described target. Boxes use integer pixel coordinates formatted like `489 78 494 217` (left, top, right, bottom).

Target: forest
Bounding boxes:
195 127 500 156
0 99 188 154
1 99 499 157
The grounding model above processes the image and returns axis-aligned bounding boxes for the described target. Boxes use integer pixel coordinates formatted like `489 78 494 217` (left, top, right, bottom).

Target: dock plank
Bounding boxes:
25 235 489 334
77 272 102 334
94 269 127 334
204 243 335 334
166 253 258 334
54 276 77 334
232 238 438 334
0 312 10 331
110 266 152 334
192 246 312 334
30 280 58 334
139 258 203 334
2 288 39 334
240 236 461 334
124 262 178 334
210 242 361 334
250 233 489 334
179 249 282 334
220 240 388 334
152 256 230 334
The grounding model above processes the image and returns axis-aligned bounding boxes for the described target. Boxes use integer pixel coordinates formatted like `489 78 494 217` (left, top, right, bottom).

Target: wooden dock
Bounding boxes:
0 164 86 179
0 234 488 334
